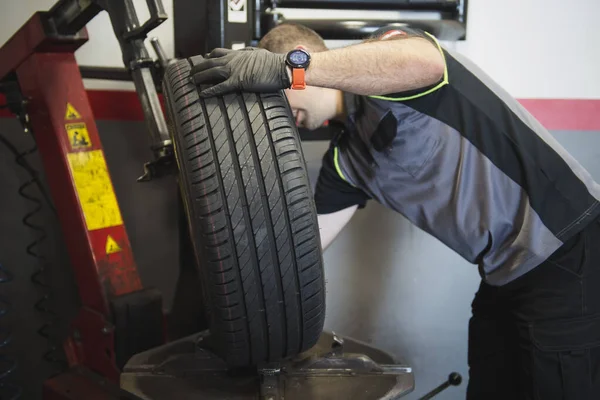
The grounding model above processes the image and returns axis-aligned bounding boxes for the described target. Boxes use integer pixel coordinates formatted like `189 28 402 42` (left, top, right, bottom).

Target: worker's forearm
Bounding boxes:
305 38 445 96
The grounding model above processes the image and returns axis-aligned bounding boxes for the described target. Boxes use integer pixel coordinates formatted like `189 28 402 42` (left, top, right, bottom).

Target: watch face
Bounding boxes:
289 50 309 67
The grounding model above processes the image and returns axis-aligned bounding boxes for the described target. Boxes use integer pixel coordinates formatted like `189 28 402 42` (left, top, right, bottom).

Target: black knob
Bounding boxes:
448 372 462 386
417 372 463 400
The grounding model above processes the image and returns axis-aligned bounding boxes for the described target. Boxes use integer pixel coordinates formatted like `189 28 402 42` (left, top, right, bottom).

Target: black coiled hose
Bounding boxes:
16 143 66 372
0 131 66 397
0 264 21 400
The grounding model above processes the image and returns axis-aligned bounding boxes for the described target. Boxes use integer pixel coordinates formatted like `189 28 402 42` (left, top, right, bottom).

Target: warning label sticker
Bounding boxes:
228 0 247 23
105 235 122 255
67 150 124 231
65 123 92 149
65 103 82 120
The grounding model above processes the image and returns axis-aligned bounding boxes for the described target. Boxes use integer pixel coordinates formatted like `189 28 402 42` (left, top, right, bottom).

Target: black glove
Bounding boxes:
190 47 291 97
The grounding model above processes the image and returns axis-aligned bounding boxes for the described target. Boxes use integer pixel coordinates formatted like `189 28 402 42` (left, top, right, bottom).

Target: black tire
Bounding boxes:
163 59 326 367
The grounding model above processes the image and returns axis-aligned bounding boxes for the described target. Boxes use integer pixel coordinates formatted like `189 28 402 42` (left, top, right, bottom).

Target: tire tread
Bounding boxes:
162 59 325 367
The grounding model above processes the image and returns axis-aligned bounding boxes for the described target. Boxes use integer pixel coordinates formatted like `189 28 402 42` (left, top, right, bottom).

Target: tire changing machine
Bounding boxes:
0 1 462 399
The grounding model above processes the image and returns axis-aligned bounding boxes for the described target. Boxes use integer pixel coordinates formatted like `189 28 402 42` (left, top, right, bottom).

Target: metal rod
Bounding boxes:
150 38 169 70
379 365 414 375
418 373 462 400
131 67 170 149
288 365 412 377
79 66 132 81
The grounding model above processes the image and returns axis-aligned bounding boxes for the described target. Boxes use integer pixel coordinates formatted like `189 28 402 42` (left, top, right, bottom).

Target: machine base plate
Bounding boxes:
121 330 414 400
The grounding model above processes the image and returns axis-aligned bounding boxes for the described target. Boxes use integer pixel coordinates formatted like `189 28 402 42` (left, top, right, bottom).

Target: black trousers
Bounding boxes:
467 217 600 400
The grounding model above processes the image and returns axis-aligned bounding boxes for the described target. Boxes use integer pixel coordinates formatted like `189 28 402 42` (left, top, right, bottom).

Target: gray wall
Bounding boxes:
1 116 599 399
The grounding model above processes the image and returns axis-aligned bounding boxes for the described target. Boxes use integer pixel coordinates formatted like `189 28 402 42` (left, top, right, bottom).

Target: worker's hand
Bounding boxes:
190 48 291 97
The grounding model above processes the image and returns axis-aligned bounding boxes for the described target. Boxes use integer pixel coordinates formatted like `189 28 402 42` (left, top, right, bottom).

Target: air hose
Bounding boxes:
0 262 21 400
0 131 66 398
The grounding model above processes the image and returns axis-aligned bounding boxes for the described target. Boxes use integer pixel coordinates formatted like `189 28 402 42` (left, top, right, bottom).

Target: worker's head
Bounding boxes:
259 23 343 130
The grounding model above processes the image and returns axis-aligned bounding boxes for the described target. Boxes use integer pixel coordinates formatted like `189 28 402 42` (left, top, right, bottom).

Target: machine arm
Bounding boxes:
47 0 103 35
101 0 172 175
44 0 173 179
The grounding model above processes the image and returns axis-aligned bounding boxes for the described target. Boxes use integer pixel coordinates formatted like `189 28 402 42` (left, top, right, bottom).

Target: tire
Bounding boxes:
163 59 326 367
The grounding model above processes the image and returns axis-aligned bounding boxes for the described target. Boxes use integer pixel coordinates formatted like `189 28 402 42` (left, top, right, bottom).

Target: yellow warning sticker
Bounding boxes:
67 150 124 231
105 235 122 255
65 102 82 120
65 123 92 149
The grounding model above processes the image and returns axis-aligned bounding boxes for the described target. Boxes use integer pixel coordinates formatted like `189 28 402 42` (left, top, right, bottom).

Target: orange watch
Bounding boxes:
285 49 311 90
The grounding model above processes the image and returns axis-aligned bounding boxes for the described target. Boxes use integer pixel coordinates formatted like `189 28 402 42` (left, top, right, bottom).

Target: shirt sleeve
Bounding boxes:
314 142 371 215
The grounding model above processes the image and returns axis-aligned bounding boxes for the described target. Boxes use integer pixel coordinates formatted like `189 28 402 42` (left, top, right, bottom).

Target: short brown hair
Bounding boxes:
258 23 327 53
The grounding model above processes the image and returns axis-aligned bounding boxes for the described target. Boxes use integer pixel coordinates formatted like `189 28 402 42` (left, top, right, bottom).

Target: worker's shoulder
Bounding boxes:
367 25 435 43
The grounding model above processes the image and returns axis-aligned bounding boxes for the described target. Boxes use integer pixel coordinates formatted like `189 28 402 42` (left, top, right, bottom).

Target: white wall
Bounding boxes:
1 0 598 96
453 0 600 99
279 0 600 99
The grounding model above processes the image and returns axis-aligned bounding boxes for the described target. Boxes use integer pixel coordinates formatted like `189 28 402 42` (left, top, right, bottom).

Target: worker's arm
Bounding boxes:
313 140 369 250
306 37 444 96
318 206 358 250
190 33 444 97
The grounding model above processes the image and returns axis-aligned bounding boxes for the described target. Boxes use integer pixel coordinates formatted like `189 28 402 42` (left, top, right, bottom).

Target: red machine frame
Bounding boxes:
0 12 157 398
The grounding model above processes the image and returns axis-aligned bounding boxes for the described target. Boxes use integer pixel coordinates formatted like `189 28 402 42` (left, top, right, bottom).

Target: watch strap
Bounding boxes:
290 68 306 90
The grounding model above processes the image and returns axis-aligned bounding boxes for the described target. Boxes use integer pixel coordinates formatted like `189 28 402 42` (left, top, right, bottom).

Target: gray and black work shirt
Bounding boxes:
313 28 600 286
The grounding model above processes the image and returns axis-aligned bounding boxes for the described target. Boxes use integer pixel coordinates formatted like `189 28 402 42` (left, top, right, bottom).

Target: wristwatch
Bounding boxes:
285 49 311 90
